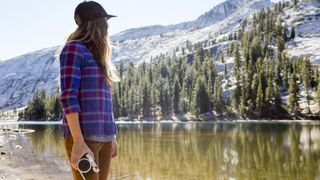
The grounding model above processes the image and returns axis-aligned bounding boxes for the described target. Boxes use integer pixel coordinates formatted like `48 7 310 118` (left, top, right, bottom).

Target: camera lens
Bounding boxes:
78 158 91 173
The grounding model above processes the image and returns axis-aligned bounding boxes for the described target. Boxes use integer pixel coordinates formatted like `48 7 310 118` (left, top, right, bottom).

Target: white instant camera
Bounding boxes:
77 153 100 180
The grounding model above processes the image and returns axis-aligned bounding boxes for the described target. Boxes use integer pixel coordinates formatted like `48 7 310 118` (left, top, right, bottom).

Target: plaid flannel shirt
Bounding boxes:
59 40 116 137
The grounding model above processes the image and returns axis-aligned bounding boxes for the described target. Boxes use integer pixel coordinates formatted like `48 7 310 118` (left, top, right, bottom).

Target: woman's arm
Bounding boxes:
66 113 84 142
60 42 94 169
66 112 95 169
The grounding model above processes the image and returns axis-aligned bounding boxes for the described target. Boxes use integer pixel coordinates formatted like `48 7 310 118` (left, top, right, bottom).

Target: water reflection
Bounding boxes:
1 122 319 180
21 125 64 154
112 122 320 180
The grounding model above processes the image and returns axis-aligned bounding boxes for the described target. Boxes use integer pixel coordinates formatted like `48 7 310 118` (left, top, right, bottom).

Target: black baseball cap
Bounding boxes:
75 1 116 24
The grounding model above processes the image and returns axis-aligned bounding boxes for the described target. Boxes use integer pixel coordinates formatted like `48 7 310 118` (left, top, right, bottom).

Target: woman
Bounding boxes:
59 1 119 180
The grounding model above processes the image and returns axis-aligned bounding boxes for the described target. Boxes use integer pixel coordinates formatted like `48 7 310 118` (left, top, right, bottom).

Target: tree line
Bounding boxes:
111 0 320 119
18 89 62 121
20 0 320 120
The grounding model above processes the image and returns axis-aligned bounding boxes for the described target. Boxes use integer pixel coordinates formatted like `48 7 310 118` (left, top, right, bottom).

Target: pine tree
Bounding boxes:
316 68 320 81
112 87 121 118
173 76 181 114
184 66 194 110
51 96 62 120
288 70 299 115
142 81 152 117
160 80 171 116
132 70 143 116
274 81 283 113
232 79 241 111
271 63 281 112
256 74 264 116
224 64 230 88
196 46 205 63
301 57 312 113
191 75 209 114
118 60 124 114
238 72 247 116
265 75 273 113
277 36 285 52
290 26 295 40
239 96 246 117
126 85 134 118
180 83 189 112
24 89 47 120
214 75 225 116
275 17 283 37
283 24 289 42
220 50 225 63
250 36 262 65
186 40 192 52
121 76 129 117
233 33 238 40
317 75 320 113
160 61 169 78
233 43 241 84
281 53 290 88
251 73 259 109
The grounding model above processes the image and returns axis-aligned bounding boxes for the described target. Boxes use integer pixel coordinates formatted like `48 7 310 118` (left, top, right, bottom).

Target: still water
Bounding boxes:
1 121 320 180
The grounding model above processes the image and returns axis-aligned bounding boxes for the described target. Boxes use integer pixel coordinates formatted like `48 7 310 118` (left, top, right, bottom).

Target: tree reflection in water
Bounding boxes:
112 122 320 180
17 122 320 180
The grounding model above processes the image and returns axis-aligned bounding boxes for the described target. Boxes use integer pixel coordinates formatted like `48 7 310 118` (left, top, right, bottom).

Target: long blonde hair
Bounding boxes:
66 17 119 86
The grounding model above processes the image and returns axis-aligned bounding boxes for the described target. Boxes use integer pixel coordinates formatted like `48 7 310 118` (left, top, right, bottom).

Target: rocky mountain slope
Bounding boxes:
284 0 320 65
111 0 271 64
0 0 319 111
0 47 59 110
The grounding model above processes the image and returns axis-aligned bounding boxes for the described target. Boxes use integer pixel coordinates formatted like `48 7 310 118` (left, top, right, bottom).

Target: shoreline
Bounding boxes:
0 111 319 126
1 107 319 123
0 118 319 125
5 112 320 123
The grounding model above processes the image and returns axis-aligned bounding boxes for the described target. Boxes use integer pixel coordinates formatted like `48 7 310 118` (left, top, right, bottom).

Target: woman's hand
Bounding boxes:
70 140 95 170
111 140 118 158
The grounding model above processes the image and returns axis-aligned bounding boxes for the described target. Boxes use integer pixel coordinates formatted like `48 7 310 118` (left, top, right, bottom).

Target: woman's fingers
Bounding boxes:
70 141 94 169
111 140 118 158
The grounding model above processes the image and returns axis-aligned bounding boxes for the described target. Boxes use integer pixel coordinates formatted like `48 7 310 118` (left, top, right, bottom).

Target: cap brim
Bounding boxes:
106 14 117 20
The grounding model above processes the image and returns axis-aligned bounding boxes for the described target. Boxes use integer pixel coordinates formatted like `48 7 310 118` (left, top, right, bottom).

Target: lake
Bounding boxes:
0 121 320 180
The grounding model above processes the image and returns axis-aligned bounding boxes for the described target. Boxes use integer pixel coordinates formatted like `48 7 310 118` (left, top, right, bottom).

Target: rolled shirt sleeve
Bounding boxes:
59 42 83 114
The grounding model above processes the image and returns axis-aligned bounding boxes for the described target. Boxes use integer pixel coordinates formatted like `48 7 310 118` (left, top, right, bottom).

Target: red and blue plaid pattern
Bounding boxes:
59 40 116 137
